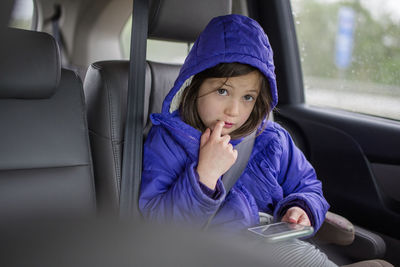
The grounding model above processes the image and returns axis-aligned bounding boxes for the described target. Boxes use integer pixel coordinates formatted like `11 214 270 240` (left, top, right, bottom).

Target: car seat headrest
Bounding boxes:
0 0 13 32
148 0 232 42
0 28 61 99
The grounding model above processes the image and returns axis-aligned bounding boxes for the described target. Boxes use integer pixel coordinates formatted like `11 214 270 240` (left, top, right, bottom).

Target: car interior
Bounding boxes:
1 0 399 266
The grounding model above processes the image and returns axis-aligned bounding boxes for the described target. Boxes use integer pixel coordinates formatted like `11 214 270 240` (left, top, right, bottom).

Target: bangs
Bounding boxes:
179 62 272 139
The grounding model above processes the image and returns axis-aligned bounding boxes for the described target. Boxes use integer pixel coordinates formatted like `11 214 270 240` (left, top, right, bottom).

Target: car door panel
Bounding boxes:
276 104 400 238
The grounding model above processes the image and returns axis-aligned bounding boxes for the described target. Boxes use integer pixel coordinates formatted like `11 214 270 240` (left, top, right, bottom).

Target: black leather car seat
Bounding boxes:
84 61 150 213
84 60 180 213
0 28 96 222
83 0 231 214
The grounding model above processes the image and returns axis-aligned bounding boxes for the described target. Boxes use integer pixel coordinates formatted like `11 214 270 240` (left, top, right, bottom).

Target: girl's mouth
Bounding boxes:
224 122 234 128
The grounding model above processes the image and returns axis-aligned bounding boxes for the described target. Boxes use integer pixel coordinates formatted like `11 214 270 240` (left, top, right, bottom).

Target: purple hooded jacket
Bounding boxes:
139 14 329 230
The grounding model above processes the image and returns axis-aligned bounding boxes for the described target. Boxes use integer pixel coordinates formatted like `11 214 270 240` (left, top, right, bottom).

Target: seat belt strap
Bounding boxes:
203 130 256 229
119 0 149 219
221 131 256 193
46 4 74 69
50 5 62 50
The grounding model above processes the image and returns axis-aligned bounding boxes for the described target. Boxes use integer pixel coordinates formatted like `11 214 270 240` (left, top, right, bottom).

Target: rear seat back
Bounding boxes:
145 61 182 135
84 61 150 212
84 0 231 214
84 60 180 213
0 28 96 221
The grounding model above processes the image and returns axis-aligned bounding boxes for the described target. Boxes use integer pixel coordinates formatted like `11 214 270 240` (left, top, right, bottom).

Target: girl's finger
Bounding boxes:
200 128 210 148
281 213 291 223
221 134 231 145
232 149 238 160
287 208 302 223
227 143 233 152
298 215 311 226
210 120 224 140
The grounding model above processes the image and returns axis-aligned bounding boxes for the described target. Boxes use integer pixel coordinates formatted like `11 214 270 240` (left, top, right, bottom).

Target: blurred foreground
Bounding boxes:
0 218 282 267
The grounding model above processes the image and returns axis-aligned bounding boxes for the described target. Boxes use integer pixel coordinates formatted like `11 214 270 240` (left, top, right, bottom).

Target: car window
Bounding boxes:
9 0 36 30
120 15 189 64
292 0 400 121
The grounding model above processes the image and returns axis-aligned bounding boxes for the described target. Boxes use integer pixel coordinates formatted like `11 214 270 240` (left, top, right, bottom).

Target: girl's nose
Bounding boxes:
224 100 240 116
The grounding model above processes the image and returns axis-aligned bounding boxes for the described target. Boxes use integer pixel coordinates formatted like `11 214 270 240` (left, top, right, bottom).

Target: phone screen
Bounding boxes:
248 222 314 242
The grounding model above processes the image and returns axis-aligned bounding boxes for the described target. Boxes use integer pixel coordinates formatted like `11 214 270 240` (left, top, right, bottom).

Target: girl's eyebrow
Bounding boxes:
221 81 259 93
245 89 259 93
205 79 227 88
221 82 233 88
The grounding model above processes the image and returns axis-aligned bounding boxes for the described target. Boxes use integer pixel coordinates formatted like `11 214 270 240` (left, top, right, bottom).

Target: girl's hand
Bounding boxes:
281 206 311 226
197 121 238 190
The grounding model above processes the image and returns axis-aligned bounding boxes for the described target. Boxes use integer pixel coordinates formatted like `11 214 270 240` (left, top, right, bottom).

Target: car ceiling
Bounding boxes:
36 0 132 73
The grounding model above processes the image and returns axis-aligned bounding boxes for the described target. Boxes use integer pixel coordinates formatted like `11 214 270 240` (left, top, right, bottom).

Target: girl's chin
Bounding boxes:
221 129 234 135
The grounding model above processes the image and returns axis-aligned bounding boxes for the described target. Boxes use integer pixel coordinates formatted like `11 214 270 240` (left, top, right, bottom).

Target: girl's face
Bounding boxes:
196 71 261 136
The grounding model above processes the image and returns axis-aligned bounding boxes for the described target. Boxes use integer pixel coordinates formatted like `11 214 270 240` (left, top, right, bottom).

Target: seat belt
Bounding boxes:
45 5 67 66
119 0 148 219
50 5 62 52
203 130 256 230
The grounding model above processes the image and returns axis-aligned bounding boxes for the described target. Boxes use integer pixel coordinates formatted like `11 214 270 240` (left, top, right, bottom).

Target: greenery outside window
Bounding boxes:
292 0 400 121
120 15 190 64
9 0 36 30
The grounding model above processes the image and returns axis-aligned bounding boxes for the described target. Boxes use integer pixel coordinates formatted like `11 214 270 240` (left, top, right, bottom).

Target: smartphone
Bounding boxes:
247 222 314 242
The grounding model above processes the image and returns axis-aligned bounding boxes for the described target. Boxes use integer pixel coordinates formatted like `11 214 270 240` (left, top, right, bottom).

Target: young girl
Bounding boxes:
139 14 329 232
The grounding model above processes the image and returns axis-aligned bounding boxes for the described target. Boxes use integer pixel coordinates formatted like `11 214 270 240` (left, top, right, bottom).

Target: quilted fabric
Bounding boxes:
139 14 329 230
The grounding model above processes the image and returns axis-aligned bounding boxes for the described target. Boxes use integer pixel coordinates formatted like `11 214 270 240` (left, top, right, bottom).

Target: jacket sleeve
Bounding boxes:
139 126 226 227
273 127 330 231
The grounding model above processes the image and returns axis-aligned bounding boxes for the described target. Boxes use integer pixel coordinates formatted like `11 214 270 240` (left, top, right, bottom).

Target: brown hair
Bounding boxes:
179 62 272 139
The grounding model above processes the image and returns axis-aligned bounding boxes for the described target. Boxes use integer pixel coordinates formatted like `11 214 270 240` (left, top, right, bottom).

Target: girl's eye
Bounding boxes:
217 88 228 96
243 95 255 101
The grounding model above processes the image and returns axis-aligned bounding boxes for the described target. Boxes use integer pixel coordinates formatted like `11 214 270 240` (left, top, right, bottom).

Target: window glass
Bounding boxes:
292 0 400 121
9 0 36 30
120 15 189 64
146 39 189 64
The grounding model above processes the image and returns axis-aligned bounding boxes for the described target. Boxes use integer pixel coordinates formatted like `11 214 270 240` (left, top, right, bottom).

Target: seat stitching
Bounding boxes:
0 164 91 172
75 70 98 210
100 68 121 197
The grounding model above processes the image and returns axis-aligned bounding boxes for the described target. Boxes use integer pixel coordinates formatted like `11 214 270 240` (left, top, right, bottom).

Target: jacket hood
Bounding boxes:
161 14 278 115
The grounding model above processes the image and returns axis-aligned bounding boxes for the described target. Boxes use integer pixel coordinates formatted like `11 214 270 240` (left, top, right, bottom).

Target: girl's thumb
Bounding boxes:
200 128 210 147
